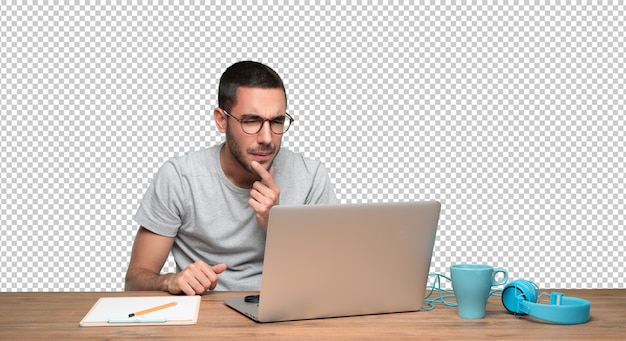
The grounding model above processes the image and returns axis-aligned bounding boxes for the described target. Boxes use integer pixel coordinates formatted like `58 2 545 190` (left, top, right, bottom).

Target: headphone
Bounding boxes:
501 279 591 324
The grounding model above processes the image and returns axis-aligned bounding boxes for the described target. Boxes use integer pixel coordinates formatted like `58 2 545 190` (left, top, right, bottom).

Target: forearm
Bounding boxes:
124 267 174 292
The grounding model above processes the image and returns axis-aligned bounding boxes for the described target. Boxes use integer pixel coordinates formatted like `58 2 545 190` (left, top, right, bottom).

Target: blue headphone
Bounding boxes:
501 280 591 324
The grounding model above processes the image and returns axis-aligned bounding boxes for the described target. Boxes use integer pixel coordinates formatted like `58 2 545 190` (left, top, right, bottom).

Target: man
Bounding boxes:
125 61 338 295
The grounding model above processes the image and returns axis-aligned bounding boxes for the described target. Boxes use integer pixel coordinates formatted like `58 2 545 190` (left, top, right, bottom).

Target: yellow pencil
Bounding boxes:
128 301 177 318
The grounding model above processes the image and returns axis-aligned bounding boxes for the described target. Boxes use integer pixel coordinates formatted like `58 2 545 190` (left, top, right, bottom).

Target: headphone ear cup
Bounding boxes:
501 280 539 314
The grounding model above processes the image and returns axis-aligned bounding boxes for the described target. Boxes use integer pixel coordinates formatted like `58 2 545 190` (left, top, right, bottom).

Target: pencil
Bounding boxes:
128 301 177 318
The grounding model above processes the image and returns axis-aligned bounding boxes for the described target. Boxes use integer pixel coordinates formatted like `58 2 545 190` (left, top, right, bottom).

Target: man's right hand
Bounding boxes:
125 227 228 295
167 261 228 295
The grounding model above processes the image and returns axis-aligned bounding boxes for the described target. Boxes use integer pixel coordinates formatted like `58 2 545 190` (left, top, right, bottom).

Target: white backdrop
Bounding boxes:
1 2 624 291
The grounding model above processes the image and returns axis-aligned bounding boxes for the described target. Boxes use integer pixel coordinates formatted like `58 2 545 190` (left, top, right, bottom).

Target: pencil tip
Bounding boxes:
128 313 135 318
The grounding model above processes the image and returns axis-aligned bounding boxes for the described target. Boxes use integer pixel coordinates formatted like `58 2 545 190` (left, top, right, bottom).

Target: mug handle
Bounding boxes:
492 268 509 286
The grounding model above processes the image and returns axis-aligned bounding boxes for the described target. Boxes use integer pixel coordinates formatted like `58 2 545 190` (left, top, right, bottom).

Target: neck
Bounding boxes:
219 144 260 189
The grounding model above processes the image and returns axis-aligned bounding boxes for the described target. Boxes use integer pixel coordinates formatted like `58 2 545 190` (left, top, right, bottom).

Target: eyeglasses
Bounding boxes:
222 109 294 135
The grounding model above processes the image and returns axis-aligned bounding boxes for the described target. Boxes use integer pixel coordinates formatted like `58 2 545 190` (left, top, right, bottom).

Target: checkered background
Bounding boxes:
1 3 624 292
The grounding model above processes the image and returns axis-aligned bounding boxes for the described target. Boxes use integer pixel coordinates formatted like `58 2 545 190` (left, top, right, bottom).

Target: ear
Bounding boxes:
214 108 227 133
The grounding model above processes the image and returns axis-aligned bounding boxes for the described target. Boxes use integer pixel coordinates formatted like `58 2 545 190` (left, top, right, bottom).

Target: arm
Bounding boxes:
125 226 175 292
125 227 227 295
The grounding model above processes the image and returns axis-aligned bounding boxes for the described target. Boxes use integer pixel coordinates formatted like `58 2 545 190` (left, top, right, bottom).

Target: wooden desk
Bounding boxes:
0 289 624 340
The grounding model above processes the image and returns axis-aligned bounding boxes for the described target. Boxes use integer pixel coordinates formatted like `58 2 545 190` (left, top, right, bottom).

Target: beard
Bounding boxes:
225 123 280 176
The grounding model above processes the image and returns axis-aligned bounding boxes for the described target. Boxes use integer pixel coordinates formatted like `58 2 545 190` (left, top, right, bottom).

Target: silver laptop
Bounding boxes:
224 201 441 322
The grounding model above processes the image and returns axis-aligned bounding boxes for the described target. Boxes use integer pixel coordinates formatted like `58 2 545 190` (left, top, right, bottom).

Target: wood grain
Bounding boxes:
0 289 624 340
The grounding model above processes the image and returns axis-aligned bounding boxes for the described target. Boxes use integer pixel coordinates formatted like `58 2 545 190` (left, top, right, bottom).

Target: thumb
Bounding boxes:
212 263 228 274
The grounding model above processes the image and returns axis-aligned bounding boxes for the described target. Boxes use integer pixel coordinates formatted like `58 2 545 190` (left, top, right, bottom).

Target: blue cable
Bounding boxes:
423 273 503 311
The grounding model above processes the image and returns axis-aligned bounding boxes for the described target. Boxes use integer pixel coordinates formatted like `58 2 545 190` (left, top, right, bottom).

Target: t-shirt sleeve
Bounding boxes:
133 160 186 237
306 161 339 205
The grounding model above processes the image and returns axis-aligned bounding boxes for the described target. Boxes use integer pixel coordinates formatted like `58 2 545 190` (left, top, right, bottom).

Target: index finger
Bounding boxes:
251 161 277 188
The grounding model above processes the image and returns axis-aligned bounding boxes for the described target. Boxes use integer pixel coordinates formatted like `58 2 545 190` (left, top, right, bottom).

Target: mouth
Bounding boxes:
247 144 278 166
249 149 275 163
251 153 271 161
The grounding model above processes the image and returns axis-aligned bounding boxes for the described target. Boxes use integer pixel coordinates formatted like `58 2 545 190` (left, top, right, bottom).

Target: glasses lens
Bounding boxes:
270 116 288 134
274 115 293 134
240 117 263 134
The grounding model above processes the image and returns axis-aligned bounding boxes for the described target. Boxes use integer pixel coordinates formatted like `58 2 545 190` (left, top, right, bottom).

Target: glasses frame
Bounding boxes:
222 109 294 135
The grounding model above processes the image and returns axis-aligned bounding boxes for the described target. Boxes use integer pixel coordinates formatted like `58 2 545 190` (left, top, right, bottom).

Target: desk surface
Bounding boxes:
1 289 624 340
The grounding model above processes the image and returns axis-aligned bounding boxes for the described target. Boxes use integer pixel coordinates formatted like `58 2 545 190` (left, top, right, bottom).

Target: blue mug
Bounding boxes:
451 264 508 319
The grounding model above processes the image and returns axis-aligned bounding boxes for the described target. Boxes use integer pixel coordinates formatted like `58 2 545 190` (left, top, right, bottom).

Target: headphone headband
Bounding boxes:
501 280 590 325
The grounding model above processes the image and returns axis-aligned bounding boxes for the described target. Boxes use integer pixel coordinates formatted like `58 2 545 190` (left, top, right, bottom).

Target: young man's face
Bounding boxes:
221 86 287 176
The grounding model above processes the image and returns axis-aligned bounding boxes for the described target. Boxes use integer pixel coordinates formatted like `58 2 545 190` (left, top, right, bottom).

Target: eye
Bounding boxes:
271 116 286 124
241 116 263 125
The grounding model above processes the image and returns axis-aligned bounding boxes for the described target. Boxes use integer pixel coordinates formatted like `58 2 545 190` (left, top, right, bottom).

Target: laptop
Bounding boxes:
224 200 441 322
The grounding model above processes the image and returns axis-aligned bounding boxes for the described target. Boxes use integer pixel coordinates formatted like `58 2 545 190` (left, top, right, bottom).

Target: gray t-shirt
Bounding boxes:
134 143 338 290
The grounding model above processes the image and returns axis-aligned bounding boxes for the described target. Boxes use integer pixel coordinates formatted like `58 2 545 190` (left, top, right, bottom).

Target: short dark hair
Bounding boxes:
218 61 287 112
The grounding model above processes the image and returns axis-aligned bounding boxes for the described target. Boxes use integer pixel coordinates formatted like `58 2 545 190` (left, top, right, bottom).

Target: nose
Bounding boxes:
256 120 273 144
